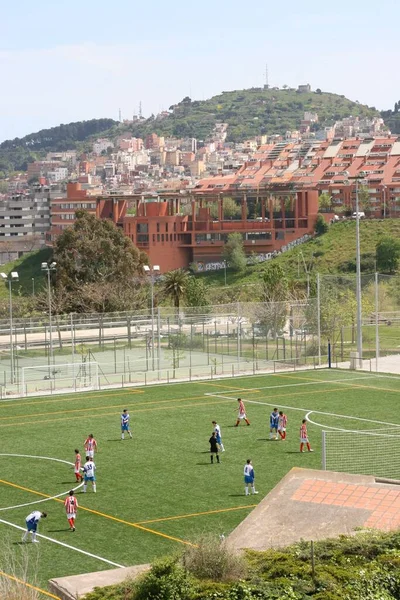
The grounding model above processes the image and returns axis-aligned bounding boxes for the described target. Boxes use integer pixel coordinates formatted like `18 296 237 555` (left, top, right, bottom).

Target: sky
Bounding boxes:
0 0 399 142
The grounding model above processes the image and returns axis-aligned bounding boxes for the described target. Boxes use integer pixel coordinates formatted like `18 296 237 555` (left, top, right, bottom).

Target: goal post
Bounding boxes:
321 429 400 480
21 362 99 396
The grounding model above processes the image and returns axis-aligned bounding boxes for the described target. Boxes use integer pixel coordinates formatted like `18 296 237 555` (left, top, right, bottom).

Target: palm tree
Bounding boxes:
162 269 189 309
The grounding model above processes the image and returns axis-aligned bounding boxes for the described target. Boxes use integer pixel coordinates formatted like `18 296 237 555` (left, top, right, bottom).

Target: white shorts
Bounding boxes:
74 468 81 474
300 437 309 443
67 513 77 520
278 427 286 432
86 450 94 458
238 413 246 420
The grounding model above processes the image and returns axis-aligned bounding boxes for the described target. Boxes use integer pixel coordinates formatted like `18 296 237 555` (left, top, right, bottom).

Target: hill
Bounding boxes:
0 118 117 177
122 87 380 143
0 87 386 177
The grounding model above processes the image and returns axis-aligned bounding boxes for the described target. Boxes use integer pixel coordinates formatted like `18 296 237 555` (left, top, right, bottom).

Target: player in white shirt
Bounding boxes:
243 459 258 496
82 456 96 493
212 420 225 452
22 511 47 543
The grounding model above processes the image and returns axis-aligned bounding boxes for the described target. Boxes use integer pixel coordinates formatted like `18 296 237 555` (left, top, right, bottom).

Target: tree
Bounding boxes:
358 185 371 215
316 88 322 94
315 214 328 235
0 181 8 194
261 263 289 302
318 192 332 211
185 276 210 307
376 236 400 273
54 211 147 291
209 197 241 220
222 233 247 272
162 269 189 309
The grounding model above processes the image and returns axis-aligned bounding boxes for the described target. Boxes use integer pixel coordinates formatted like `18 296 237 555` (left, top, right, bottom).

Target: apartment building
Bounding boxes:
47 182 97 242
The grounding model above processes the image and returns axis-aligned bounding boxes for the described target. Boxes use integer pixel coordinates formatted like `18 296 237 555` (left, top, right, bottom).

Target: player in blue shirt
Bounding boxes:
121 409 133 440
270 408 279 440
22 511 47 543
243 459 258 496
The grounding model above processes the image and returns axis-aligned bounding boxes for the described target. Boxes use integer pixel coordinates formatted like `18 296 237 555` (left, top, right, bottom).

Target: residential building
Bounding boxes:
93 138 114 155
47 182 97 242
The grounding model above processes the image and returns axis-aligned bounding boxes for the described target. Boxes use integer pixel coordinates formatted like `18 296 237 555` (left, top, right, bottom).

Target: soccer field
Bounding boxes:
1 368 400 594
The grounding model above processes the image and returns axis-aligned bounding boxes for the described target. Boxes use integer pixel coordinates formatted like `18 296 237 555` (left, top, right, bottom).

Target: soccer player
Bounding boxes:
74 449 83 482
235 398 250 426
121 409 133 440
64 490 78 531
209 431 220 464
22 511 47 543
300 419 313 453
243 459 258 496
212 420 225 452
269 408 279 440
82 456 96 493
277 411 288 440
84 434 98 458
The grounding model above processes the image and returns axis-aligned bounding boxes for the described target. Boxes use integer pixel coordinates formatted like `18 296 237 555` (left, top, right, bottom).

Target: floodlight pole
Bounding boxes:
41 262 57 369
144 265 160 372
8 279 15 384
349 175 364 368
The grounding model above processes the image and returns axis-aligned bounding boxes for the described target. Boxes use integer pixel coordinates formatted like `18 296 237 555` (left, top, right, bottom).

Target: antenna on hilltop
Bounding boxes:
265 63 269 89
139 101 142 118
118 108 122 122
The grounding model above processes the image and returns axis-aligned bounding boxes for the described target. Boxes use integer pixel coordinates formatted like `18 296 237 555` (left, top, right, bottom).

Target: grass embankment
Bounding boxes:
0 247 52 300
199 219 400 292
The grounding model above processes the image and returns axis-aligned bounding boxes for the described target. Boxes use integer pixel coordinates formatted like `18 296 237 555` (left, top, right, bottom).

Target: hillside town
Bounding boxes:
0 102 395 271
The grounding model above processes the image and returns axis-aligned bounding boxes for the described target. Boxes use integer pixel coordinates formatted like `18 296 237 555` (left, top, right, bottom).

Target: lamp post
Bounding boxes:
223 260 227 286
32 277 35 296
349 173 367 368
383 185 387 218
1 271 19 384
41 261 57 368
143 265 160 371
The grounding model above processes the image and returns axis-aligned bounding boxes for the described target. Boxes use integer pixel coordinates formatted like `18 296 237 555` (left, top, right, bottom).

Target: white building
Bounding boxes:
93 138 114 155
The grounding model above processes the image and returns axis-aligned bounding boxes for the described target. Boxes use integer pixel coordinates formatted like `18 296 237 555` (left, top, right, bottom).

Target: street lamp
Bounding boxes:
223 260 227 286
143 265 160 371
41 261 57 368
348 172 367 368
1 271 19 384
32 277 35 296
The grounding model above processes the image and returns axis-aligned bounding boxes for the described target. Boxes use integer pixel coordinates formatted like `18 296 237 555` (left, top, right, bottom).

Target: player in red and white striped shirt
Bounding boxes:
64 490 78 531
300 419 313 453
278 411 288 440
235 398 250 427
84 434 98 458
74 449 83 482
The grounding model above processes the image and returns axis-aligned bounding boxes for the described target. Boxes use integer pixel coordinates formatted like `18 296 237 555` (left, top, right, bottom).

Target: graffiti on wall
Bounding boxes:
193 234 311 273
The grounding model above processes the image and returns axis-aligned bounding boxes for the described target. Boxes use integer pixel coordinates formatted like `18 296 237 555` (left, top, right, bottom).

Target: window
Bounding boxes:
157 234 160 242
156 223 160 233
161 234 164 242
136 223 148 233
165 223 168 233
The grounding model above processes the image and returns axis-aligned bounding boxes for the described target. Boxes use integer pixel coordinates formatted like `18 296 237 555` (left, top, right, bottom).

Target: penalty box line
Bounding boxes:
0 518 124 568
208 392 400 430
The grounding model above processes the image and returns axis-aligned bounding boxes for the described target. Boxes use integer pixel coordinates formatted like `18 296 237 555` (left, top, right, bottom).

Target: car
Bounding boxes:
352 212 365 219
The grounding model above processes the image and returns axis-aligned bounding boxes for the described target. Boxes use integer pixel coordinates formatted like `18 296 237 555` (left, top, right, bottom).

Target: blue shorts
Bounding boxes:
216 435 221 444
84 475 96 482
26 520 37 532
244 476 254 484
121 424 129 431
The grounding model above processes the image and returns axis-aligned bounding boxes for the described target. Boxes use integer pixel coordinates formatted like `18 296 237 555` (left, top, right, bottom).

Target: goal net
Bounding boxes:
322 429 400 480
21 362 99 396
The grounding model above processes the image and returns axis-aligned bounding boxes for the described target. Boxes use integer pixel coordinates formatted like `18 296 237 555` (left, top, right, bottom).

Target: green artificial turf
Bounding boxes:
1 369 400 592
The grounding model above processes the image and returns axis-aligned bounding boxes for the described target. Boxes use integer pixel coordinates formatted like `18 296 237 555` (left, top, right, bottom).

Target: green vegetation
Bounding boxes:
222 233 247 272
84 530 400 599
1 370 400 592
0 118 117 176
314 214 329 235
376 236 400 273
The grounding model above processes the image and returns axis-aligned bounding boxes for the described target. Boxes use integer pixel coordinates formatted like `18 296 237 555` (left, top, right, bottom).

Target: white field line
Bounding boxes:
0 454 83 511
305 411 400 436
203 374 384 396
207 393 400 431
0 518 124 568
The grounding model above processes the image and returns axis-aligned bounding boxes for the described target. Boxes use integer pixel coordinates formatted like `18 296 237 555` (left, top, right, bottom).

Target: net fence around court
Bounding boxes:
322 429 400 480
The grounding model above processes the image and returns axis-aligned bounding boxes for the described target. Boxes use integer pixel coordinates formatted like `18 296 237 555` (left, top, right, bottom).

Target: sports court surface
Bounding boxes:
1 368 400 593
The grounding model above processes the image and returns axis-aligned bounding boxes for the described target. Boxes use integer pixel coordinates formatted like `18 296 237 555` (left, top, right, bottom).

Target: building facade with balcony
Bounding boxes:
96 187 319 273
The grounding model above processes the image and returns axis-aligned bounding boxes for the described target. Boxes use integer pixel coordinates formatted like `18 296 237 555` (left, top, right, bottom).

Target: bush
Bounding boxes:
182 534 247 582
0 537 40 600
134 557 195 600
315 214 328 236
